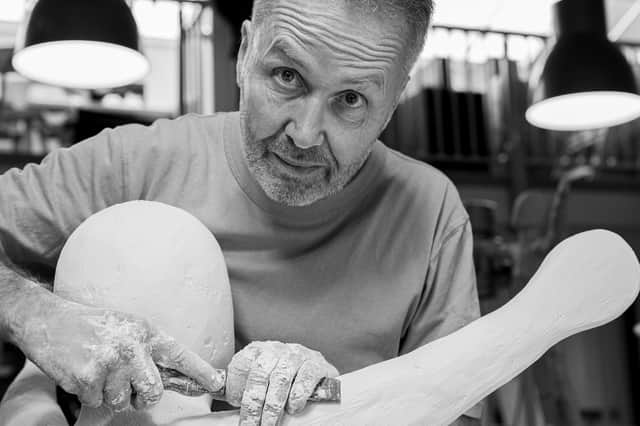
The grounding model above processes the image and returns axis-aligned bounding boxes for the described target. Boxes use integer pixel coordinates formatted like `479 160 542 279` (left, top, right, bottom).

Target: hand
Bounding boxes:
17 298 225 413
223 341 339 426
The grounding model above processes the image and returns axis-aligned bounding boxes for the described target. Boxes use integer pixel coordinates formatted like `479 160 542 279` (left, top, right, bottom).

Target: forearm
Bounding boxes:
0 253 56 348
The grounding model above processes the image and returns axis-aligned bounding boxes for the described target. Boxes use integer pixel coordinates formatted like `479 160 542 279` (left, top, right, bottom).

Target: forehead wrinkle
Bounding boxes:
268 5 404 65
265 37 385 89
271 10 403 59
269 29 390 86
343 74 384 90
262 37 310 71
270 21 398 72
273 26 395 72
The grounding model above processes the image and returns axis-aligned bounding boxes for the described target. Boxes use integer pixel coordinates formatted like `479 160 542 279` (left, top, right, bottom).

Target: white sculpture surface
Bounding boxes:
177 229 640 426
55 201 235 425
1 201 637 426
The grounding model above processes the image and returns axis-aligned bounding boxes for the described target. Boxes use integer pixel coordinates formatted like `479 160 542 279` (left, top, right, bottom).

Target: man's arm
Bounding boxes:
0 249 226 411
0 124 225 411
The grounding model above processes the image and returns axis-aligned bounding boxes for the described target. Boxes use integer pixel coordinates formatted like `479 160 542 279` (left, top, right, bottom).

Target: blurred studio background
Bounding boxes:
1 0 640 425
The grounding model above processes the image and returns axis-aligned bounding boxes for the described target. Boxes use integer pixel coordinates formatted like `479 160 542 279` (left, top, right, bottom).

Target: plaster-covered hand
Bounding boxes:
16 297 225 412
223 341 339 426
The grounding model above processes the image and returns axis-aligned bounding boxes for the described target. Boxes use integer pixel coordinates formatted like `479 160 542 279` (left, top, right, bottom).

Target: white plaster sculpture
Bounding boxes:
170 229 640 426
54 200 235 425
1 201 638 425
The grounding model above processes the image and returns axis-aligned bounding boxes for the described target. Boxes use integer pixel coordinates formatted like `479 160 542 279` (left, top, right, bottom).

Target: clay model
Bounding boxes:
2 202 638 426
53 200 235 425
179 229 640 426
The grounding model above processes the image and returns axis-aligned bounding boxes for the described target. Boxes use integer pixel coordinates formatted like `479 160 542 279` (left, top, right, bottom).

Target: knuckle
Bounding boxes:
136 381 163 402
78 391 103 408
75 368 100 388
105 389 131 411
263 401 284 415
240 399 263 419
225 386 245 406
225 375 247 406
239 411 260 426
289 382 311 404
246 374 269 389
241 344 262 359
227 395 242 407
229 361 251 378
263 391 287 419
271 372 291 388
255 353 276 371
286 398 305 415
260 410 280 426
296 370 316 386
242 383 267 407
133 388 162 409
306 362 324 377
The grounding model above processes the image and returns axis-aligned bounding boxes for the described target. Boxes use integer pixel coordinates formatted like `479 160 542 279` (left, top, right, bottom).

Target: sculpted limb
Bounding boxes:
150 230 640 426
52 201 235 425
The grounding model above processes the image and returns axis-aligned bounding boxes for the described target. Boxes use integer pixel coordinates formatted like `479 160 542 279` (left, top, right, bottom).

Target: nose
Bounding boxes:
285 96 325 149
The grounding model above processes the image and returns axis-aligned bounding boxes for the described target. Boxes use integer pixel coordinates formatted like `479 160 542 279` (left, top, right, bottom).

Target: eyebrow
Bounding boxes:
263 38 385 90
263 38 310 72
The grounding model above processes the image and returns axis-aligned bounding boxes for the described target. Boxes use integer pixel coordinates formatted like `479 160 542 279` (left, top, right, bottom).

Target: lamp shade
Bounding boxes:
12 0 150 90
526 0 640 131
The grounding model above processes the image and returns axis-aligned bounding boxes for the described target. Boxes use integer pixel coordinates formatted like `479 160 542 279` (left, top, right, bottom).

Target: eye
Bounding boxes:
340 91 365 108
273 67 302 88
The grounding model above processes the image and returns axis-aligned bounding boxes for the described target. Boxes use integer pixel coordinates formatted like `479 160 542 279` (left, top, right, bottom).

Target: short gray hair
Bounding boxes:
251 0 434 68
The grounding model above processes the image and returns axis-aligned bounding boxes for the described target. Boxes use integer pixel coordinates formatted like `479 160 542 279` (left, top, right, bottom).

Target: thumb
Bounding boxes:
149 330 226 393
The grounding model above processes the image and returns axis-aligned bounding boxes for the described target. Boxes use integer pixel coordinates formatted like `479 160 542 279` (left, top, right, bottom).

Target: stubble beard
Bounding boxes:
239 113 370 207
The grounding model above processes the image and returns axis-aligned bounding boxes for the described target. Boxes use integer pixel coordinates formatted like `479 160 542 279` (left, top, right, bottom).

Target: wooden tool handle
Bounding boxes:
158 366 341 402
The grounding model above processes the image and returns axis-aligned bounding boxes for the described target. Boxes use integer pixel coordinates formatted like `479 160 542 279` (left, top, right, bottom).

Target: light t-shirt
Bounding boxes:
0 111 482 418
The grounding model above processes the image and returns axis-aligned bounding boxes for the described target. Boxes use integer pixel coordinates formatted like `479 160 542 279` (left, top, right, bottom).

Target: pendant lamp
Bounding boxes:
526 0 640 131
12 0 150 90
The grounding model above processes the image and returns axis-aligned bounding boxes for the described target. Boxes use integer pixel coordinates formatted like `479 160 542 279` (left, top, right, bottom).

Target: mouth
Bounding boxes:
270 152 324 175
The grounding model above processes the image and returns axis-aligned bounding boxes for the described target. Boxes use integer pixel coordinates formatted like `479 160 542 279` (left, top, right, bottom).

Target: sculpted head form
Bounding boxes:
236 0 434 206
53 201 235 424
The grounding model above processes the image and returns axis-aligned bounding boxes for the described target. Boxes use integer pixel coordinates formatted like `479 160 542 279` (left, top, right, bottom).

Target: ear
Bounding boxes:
236 20 253 87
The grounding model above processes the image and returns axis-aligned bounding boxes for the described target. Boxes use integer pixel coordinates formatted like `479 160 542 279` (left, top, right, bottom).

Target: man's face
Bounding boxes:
236 0 410 206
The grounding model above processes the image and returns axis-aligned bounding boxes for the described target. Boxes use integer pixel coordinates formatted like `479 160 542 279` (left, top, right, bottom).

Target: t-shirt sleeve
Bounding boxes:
399 218 484 419
0 127 127 271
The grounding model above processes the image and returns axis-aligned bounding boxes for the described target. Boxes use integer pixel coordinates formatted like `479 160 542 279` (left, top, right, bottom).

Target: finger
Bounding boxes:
327 364 340 378
78 387 104 409
130 347 163 409
225 344 262 407
103 369 132 412
150 330 225 393
239 351 279 426
285 360 324 415
76 362 106 408
260 351 304 426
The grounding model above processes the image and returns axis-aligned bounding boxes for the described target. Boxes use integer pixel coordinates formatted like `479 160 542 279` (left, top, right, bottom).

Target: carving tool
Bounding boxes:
158 366 341 402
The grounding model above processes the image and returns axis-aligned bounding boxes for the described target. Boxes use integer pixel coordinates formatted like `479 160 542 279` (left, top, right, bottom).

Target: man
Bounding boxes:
0 0 482 424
